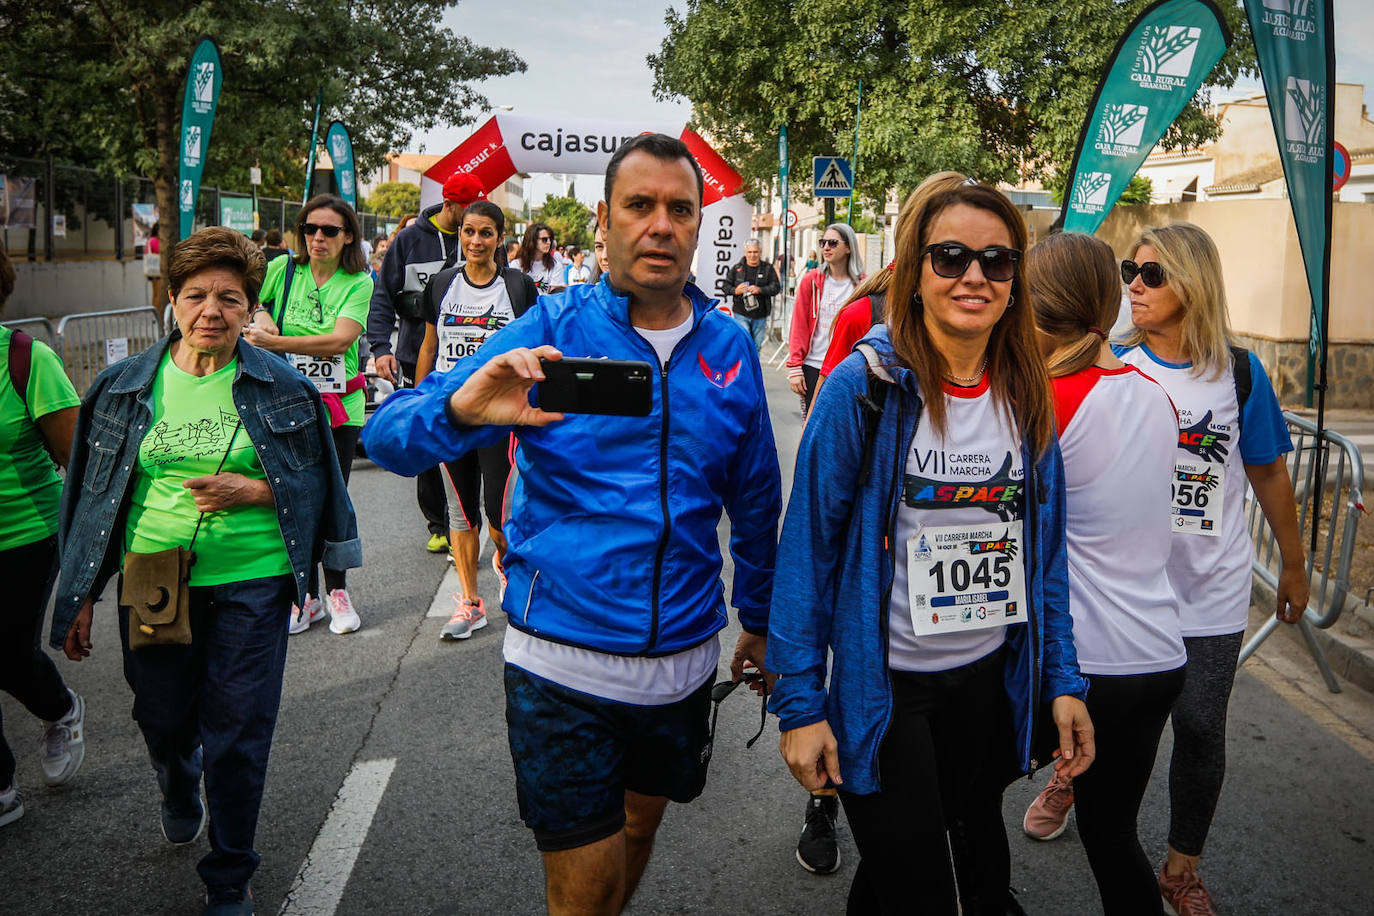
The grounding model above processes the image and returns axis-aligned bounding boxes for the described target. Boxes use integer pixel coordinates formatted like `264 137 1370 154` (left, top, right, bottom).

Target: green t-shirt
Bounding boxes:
124 351 292 586
0 327 80 551
260 254 373 426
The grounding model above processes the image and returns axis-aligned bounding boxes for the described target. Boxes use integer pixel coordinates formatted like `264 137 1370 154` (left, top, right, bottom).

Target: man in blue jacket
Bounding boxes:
362 134 781 914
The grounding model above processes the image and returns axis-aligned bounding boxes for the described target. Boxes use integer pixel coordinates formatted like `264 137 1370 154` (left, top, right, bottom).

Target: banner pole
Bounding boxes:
1310 0 1336 558
303 88 322 205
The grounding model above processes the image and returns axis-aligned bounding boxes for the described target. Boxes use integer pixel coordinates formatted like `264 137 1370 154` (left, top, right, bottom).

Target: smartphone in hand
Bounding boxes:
537 358 653 417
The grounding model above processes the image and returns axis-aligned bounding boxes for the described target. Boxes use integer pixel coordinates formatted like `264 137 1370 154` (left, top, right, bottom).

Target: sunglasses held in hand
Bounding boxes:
709 669 769 750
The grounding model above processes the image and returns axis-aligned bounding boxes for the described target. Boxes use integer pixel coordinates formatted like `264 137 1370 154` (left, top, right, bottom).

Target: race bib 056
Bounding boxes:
1171 457 1224 536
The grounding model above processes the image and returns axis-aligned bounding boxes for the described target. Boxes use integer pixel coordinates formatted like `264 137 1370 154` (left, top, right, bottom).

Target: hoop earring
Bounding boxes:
1007 295 1015 309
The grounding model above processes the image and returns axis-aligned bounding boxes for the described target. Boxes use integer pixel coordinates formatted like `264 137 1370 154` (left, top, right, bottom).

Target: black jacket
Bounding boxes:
366 203 458 368
726 259 781 319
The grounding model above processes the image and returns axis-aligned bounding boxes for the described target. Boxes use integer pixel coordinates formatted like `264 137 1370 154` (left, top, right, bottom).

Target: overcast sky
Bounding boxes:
413 0 1374 207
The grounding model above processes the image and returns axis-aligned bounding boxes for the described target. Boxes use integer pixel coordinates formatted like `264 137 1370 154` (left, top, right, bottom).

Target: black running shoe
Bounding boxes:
796 793 840 874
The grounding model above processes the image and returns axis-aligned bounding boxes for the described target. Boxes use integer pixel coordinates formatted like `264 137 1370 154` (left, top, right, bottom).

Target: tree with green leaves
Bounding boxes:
536 195 595 251
0 0 523 260
650 0 1253 207
365 182 421 218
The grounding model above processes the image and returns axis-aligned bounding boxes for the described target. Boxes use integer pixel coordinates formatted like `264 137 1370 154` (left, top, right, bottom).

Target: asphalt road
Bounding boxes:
3 358 1373 915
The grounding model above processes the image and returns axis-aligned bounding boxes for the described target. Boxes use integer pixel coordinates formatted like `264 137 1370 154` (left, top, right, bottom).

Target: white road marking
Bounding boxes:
278 758 397 916
426 566 461 618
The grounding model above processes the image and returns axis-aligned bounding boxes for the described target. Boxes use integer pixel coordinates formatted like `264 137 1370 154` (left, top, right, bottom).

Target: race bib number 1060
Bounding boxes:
907 521 1028 636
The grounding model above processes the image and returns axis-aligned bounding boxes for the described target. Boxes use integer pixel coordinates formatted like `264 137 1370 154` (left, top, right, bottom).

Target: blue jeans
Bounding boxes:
118 573 294 893
733 313 768 349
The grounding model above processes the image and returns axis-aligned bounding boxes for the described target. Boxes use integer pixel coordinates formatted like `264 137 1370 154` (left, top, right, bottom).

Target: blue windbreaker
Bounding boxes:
362 277 782 656
766 328 1088 795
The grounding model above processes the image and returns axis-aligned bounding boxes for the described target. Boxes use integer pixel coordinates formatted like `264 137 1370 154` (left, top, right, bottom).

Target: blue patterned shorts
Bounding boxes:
504 664 713 851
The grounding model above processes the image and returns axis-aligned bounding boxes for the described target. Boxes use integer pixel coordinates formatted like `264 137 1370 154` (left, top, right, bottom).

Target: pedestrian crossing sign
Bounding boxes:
812 157 853 198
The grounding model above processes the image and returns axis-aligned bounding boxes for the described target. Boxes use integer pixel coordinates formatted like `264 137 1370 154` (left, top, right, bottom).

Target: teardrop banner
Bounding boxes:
178 38 223 240
326 121 357 211
1060 0 1231 234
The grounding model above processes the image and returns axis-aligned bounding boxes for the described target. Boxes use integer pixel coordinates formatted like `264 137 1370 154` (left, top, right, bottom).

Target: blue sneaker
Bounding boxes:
162 789 206 845
204 886 253 915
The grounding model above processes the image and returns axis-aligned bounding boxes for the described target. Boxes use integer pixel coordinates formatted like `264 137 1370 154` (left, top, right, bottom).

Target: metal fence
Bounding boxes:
1 157 392 262
1241 412 1367 692
55 307 162 394
1 316 58 349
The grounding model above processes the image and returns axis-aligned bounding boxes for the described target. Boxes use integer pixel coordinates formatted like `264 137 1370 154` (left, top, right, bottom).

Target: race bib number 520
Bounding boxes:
908 521 1027 636
289 353 345 393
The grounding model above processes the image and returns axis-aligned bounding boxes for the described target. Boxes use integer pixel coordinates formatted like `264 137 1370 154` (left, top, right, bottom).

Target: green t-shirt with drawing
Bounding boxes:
0 327 81 551
123 350 292 586
260 253 373 426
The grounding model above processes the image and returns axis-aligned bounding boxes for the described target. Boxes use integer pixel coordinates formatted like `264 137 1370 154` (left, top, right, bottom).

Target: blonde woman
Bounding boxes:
1114 222 1307 915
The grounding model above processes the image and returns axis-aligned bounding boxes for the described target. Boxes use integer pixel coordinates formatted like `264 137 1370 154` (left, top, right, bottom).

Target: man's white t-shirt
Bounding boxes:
804 273 854 368
1117 344 1293 637
1053 365 1185 675
502 310 722 704
887 376 1024 673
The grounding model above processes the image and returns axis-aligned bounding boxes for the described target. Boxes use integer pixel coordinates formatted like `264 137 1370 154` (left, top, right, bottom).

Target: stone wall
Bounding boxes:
1236 333 1374 410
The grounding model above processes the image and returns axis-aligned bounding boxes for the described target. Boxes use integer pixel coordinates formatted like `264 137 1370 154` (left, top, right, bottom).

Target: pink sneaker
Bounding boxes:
440 595 487 641
1022 768 1074 840
491 553 507 603
288 595 324 635
1158 863 1217 916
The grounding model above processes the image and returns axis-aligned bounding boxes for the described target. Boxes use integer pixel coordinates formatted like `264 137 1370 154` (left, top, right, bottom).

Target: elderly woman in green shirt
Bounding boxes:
245 195 373 636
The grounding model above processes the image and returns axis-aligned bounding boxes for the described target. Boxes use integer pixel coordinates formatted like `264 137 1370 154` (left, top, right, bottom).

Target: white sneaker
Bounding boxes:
0 781 23 827
325 589 361 634
289 595 324 634
40 689 86 787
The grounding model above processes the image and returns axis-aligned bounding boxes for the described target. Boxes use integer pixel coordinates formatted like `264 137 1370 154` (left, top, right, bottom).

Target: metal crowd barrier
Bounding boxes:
56 307 163 395
1240 411 1366 692
2 316 58 349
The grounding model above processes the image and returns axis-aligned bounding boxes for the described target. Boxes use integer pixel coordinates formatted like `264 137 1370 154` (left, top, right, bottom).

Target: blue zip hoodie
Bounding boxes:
766 327 1088 795
361 276 782 656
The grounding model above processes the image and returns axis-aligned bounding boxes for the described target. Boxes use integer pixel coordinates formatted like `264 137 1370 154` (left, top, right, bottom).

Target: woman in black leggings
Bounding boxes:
1020 232 1187 914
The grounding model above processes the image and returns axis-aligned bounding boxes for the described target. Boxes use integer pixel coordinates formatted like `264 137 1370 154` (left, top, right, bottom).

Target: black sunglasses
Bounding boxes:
924 243 1021 282
1121 259 1167 288
307 288 323 325
818 238 844 250
303 222 344 238
708 670 769 752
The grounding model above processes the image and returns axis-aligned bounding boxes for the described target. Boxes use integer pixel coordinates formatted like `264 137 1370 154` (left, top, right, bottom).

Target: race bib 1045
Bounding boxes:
908 521 1028 636
289 352 345 393
1171 457 1224 536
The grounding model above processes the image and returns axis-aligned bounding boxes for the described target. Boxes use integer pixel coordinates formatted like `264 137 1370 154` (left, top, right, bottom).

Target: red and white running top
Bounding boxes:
1053 365 1186 675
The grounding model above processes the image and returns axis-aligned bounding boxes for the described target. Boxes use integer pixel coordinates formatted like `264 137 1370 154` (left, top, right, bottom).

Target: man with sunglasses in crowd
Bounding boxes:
366 172 487 554
362 133 781 915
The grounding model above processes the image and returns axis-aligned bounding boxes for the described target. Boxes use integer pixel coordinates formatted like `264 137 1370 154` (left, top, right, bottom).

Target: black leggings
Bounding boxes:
311 425 359 596
839 649 1014 916
1168 632 1244 857
0 535 73 787
437 439 512 534
800 364 821 417
1076 666 1187 915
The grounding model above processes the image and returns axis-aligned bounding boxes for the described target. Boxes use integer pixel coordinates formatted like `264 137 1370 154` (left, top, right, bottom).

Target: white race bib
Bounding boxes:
1171 458 1224 537
436 322 488 372
289 352 346 393
907 521 1028 636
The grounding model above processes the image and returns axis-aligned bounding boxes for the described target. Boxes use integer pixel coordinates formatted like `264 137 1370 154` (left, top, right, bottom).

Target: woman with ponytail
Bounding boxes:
1019 232 1186 916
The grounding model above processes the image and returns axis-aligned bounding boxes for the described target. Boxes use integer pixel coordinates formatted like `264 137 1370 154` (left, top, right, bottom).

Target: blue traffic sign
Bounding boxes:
812 156 852 198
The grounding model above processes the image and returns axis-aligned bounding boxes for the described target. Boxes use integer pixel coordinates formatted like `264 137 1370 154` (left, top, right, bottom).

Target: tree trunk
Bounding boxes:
153 78 180 311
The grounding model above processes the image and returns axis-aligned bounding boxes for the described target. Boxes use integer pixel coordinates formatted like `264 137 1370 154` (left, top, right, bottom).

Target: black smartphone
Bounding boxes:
538 358 654 417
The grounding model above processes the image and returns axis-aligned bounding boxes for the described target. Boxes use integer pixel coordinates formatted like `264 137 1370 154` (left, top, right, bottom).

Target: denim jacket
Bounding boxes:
49 332 361 648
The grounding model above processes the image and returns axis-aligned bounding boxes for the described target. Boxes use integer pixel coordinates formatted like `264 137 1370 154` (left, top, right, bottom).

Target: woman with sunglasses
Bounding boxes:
1114 222 1306 915
246 195 373 636
786 223 864 415
769 177 1092 915
414 201 537 640
1017 232 1185 916
511 222 565 294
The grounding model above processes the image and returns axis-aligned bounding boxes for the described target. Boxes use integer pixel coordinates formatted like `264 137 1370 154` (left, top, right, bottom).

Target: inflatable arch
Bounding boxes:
421 114 752 301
